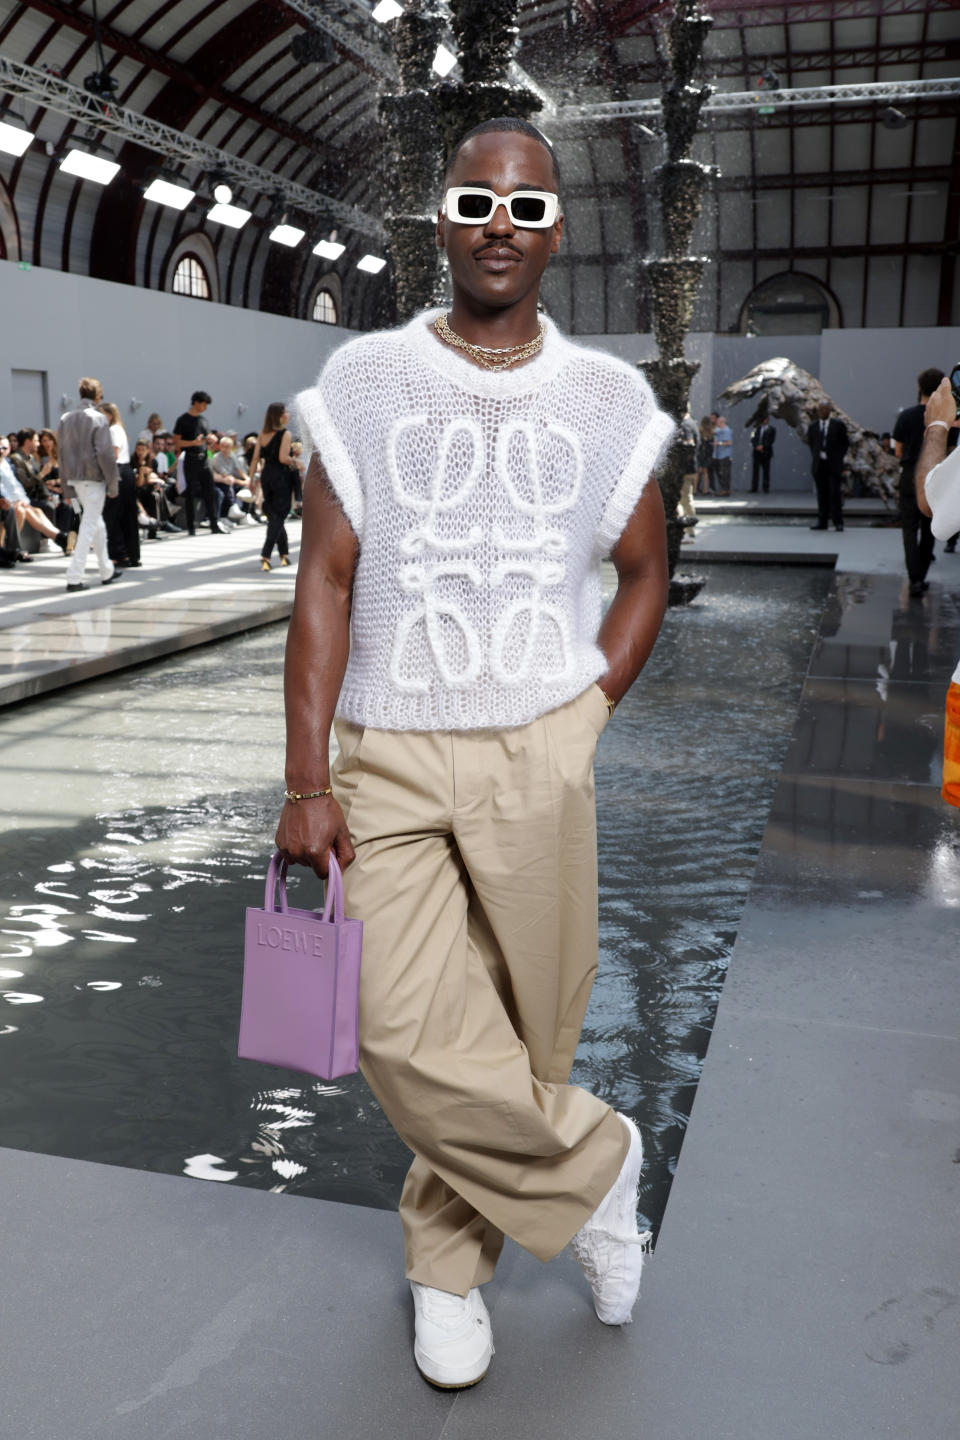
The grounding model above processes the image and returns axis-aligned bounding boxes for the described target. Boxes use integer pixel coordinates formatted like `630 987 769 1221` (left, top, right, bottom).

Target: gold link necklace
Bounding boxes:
434 312 544 372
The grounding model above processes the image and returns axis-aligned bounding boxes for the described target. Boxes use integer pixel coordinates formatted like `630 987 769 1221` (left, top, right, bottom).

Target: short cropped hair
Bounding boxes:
445 117 561 191
78 377 101 399
16 427 36 445
191 390 212 406
917 368 945 401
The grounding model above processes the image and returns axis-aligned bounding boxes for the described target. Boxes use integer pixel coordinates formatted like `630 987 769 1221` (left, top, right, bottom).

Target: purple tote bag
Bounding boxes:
238 850 362 1080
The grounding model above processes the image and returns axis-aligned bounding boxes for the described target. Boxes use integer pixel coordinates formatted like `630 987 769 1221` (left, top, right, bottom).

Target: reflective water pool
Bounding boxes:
0 564 830 1231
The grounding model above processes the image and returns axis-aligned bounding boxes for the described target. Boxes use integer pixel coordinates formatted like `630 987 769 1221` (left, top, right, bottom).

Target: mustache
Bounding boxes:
473 241 523 259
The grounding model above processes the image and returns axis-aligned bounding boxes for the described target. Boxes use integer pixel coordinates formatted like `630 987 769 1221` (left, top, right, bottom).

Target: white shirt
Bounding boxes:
110 423 130 465
925 445 960 684
295 309 674 732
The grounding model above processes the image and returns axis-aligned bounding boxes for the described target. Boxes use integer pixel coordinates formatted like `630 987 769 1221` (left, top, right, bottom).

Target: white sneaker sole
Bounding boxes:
413 1342 493 1389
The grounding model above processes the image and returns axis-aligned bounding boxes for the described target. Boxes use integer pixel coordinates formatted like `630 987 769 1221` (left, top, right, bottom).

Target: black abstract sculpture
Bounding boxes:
640 0 716 598
378 0 539 321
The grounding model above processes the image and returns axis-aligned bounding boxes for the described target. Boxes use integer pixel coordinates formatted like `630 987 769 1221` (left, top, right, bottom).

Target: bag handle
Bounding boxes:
264 850 344 923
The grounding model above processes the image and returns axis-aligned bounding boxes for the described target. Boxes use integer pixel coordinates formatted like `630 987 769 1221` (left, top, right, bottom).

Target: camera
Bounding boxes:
951 362 960 419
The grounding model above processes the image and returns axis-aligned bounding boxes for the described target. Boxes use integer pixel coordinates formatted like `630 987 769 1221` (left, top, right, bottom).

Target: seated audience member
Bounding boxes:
151 433 171 478
211 435 250 523
131 437 162 539
38 427 77 536
146 412 164 439
1 436 74 558
135 433 179 532
11 428 49 511
915 376 960 808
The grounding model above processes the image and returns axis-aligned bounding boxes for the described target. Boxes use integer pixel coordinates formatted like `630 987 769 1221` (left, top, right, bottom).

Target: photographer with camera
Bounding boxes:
915 370 960 808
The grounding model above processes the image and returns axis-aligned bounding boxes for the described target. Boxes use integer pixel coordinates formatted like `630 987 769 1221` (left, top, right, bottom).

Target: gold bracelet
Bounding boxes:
598 688 617 717
284 787 332 803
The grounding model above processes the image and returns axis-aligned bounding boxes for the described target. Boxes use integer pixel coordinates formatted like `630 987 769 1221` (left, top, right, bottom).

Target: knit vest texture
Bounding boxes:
295 309 674 732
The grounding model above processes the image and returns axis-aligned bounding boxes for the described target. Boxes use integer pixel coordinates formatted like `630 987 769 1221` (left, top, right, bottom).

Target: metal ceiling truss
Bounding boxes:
0 53 385 241
279 0 556 114
279 0 397 81
613 41 959 84
604 0 946 36
556 76 960 123
21 0 351 167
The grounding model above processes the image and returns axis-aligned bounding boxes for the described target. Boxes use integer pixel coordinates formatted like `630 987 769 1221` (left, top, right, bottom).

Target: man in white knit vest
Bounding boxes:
278 118 674 1388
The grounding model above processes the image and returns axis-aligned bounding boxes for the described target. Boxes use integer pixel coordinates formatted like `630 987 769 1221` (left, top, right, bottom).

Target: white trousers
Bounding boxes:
65 481 113 584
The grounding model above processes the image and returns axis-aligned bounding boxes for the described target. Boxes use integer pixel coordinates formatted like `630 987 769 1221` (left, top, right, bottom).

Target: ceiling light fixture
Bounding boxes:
207 201 252 229
213 181 233 205
313 239 346 260
270 223 306 247
143 177 195 210
60 148 120 185
0 120 35 157
372 0 404 21
357 254 387 274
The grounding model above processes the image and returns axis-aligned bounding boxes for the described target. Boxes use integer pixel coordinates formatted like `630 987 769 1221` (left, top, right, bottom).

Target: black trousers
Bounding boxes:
104 466 140 566
261 472 293 559
751 453 772 492
183 462 220 533
899 492 934 584
814 462 843 527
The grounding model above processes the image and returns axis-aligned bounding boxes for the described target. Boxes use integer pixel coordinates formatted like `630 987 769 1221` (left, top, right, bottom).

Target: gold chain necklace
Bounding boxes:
434 312 544 372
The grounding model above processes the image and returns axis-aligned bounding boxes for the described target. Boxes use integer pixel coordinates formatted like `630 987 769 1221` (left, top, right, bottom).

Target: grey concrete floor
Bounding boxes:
2 529 959 1438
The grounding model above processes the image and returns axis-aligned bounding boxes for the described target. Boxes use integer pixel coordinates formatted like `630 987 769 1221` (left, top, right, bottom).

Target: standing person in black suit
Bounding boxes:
750 416 776 493
807 400 848 531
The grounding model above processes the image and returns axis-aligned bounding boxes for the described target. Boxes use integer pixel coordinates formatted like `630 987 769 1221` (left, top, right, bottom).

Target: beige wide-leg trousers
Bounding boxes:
332 683 629 1298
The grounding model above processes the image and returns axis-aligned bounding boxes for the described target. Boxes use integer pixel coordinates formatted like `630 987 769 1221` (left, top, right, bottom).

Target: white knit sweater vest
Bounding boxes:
295 309 673 732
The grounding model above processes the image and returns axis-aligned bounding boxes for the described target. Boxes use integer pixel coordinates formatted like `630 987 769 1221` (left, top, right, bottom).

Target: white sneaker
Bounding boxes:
570 1113 652 1325
410 1281 494 1388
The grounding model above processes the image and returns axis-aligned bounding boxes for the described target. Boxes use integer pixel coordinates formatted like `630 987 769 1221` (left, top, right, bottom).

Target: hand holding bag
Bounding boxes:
238 850 362 1079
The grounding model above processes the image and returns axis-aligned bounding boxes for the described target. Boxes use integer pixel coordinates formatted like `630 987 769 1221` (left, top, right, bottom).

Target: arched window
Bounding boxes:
172 255 211 300
740 272 841 335
312 287 338 324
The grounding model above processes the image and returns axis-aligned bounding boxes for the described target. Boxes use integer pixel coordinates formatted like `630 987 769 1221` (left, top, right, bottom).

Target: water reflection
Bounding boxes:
0 567 830 1233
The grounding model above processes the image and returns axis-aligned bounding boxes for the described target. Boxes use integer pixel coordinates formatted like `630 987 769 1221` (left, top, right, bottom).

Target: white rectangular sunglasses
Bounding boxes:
442 186 560 229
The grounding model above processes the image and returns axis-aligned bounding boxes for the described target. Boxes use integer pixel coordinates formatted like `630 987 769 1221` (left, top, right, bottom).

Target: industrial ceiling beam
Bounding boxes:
609 41 959 85
556 76 960 123
0 53 384 240
604 0 942 35
14 0 360 166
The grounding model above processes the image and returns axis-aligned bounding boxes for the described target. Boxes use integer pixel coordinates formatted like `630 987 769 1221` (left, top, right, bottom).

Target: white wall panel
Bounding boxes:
902 255 941 328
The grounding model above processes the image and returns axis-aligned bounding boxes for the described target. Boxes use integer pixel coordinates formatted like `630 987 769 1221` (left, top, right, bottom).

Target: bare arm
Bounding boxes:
596 478 669 704
248 440 262 480
278 428 293 467
916 378 957 518
274 455 359 878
